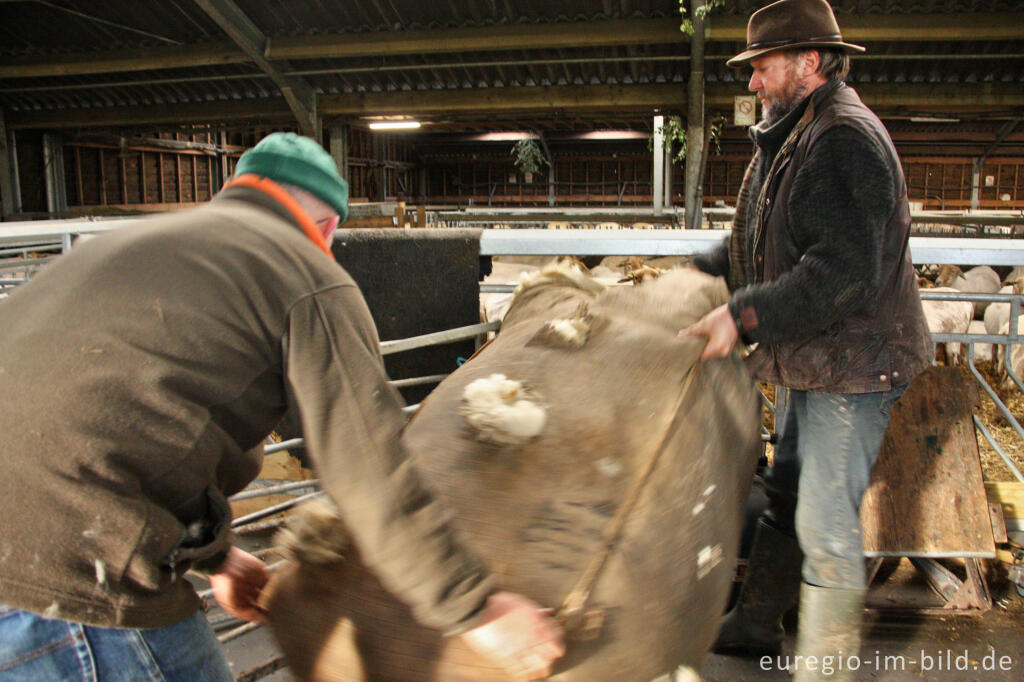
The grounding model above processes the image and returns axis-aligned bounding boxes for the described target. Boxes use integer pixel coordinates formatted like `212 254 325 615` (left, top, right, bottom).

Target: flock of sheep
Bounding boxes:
918 264 1024 387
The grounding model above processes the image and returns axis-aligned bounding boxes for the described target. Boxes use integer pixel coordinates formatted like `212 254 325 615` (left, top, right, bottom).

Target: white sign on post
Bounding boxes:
734 95 757 127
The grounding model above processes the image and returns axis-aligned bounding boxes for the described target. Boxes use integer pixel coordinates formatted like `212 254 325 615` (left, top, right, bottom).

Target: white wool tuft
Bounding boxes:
94 560 107 587
460 374 547 446
544 317 590 347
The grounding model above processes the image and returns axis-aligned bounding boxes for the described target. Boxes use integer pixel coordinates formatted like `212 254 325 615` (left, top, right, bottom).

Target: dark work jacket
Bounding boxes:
0 181 491 631
727 83 933 393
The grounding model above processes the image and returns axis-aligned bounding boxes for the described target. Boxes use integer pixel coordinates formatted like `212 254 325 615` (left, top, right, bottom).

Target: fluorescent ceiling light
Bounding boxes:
368 120 421 130
908 116 960 123
470 132 538 141
575 130 649 140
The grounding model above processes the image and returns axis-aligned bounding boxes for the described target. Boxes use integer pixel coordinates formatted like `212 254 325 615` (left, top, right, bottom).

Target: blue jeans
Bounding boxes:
0 605 233 682
763 386 906 590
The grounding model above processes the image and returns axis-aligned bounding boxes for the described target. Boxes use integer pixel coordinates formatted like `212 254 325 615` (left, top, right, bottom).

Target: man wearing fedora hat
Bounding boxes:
684 0 932 678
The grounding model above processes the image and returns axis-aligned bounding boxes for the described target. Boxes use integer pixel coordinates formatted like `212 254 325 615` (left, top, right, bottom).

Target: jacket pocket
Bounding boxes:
164 487 232 574
125 487 232 590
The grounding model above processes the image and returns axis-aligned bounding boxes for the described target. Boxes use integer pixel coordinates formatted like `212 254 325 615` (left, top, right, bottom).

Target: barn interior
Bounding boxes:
2 1 1024 681
1 0 1023 218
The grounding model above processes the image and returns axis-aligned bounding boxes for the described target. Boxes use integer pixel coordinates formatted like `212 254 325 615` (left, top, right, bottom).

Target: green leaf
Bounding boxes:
511 139 547 177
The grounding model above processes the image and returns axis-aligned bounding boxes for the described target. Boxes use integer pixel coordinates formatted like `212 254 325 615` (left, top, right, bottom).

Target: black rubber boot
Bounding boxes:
792 583 866 681
711 518 803 658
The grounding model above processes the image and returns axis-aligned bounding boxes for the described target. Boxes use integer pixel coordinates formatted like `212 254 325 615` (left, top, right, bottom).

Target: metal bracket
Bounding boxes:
910 557 992 612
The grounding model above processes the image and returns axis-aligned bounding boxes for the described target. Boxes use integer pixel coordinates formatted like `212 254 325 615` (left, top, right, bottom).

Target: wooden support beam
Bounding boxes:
43 133 68 214
2 13 1020 80
276 17 687 60
324 83 691 115
218 132 230 191
319 82 1024 116
194 0 320 140
74 146 84 205
982 118 1023 160
120 153 128 205
6 82 1024 130
684 0 706 229
98 148 107 206
6 98 289 129
140 151 147 204
68 132 241 154
0 43 245 79
0 108 19 219
158 152 165 203
328 125 349 181
830 12 1024 42
854 83 1024 113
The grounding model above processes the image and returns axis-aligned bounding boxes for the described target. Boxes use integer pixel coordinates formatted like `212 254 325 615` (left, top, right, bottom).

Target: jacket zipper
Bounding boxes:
750 103 816 282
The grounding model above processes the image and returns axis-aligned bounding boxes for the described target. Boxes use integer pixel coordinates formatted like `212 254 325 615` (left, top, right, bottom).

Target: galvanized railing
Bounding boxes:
0 242 62 292
921 289 1024 484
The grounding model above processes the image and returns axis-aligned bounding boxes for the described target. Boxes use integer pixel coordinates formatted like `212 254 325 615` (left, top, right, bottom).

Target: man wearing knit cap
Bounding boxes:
682 1 932 678
0 133 563 680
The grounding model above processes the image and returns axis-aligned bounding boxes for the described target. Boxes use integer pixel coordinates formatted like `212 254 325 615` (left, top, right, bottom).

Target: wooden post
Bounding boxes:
120 153 128 205
970 157 982 210
685 0 707 230
218 131 230 190
2 131 21 217
547 156 556 207
375 135 386 202
74 145 84 206
652 114 664 211
43 133 68 215
158 152 165 203
0 108 21 219
99 148 108 206
140 151 147 204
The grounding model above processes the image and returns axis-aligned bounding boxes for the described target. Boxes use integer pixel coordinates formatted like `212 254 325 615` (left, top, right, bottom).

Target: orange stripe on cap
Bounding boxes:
224 174 333 258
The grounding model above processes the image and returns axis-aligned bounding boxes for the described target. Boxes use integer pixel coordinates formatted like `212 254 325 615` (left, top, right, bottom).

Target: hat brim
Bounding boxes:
726 41 865 68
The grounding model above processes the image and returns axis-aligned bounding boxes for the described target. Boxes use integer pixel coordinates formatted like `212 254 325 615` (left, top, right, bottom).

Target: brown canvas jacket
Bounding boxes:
0 184 491 631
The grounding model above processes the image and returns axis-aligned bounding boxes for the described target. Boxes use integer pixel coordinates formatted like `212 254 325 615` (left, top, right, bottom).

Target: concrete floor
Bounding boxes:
703 556 1024 682
212 558 1024 681
702 596 1024 681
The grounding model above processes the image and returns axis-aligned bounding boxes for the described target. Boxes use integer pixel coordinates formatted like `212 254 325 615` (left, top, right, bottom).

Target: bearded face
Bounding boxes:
748 52 813 126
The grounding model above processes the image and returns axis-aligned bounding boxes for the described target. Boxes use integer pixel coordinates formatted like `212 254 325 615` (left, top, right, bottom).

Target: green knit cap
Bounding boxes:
235 133 349 223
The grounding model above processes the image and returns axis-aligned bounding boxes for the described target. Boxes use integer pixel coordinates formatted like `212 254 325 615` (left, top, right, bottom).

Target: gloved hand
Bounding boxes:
461 591 566 680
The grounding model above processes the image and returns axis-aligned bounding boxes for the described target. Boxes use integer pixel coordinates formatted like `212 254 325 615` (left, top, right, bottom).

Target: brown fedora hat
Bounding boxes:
727 0 865 68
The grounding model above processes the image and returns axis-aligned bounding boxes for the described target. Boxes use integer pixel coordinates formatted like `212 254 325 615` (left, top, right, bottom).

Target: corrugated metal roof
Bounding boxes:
2 1 1020 55
0 1 1021 130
